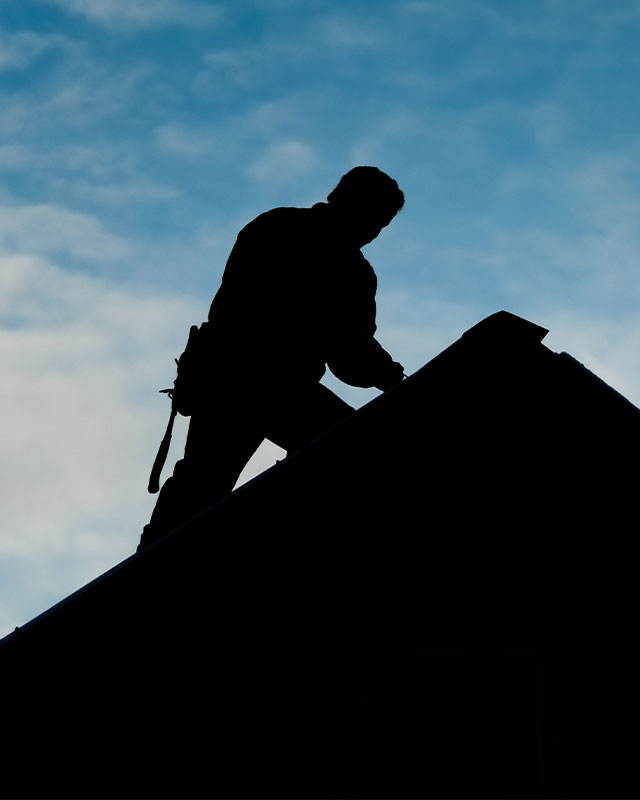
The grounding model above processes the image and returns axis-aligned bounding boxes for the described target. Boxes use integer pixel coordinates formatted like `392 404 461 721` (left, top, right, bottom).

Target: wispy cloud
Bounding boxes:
0 247 293 635
154 122 213 157
0 29 66 71
39 0 224 29
4 0 640 638
402 0 443 14
0 202 129 263
543 309 640 407
320 13 387 50
0 251 200 628
248 139 319 183
0 145 32 169
0 57 155 139
203 48 252 85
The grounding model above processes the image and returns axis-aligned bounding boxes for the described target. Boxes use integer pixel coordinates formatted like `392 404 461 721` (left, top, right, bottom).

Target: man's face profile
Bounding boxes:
349 204 397 247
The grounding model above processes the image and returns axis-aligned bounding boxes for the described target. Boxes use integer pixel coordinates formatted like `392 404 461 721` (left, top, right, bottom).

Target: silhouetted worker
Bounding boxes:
139 166 405 549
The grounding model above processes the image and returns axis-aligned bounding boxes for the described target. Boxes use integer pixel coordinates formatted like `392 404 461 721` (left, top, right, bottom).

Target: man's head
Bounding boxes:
327 166 404 246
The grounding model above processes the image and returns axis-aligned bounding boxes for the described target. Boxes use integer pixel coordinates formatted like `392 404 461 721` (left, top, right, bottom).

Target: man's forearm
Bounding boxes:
327 336 404 389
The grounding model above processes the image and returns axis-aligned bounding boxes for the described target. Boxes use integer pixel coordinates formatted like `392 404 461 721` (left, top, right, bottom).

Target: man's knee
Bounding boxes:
267 383 355 452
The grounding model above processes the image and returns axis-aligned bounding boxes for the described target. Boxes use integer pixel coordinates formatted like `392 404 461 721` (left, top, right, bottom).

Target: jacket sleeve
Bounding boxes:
326 252 404 391
328 336 404 390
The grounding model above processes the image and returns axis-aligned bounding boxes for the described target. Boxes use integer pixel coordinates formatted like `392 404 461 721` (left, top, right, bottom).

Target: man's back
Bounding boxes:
208 203 378 386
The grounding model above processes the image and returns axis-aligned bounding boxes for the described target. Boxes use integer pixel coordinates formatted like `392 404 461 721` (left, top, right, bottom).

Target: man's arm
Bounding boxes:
326 252 404 391
327 335 404 390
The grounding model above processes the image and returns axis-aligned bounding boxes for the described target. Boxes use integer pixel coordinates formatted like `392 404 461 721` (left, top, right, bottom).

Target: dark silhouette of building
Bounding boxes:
1 310 639 799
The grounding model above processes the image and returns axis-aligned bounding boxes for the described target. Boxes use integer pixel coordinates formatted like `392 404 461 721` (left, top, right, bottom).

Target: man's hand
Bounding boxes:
375 360 405 392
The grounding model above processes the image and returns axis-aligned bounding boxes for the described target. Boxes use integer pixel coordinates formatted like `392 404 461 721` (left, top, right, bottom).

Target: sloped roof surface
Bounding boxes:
1 310 639 799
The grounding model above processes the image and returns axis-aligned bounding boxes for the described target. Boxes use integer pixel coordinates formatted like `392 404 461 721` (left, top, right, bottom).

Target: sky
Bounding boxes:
2 0 640 637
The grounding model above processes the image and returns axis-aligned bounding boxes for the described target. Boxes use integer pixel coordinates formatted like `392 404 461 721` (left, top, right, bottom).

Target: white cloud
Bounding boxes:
375 286 640 411
320 13 386 49
376 290 477 368
0 250 290 636
567 155 640 235
0 34 153 131
5 0 640 641
248 140 319 183
0 253 198 546
40 0 224 29
0 30 65 71
203 48 251 84
0 251 202 632
154 122 212 157
47 61 155 124
542 310 640 408
0 201 129 263
403 1 442 14
319 288 479 409
0 144 31 169
74 179 182 206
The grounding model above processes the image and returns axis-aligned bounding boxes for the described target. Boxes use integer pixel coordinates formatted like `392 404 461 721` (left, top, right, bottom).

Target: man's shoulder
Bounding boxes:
234 205 324 251
244 205 312 230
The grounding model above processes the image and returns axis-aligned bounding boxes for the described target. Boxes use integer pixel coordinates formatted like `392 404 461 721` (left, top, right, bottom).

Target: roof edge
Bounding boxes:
461 310 549 346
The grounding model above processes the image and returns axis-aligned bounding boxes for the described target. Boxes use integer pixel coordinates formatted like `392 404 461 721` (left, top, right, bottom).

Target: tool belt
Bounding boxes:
147 322 210 493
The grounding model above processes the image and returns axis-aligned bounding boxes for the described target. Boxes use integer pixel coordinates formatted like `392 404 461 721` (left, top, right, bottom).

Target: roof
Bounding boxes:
1 310 639 798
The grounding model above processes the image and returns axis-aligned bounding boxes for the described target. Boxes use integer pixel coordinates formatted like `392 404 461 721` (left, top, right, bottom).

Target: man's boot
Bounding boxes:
137 460 191 551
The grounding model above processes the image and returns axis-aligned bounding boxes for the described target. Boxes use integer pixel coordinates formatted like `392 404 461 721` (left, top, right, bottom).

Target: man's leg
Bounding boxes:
140 398 264 549
265 382 355 454
139 383 353 550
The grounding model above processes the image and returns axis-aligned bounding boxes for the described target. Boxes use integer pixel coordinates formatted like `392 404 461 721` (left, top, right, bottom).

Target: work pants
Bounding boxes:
145 381 354 542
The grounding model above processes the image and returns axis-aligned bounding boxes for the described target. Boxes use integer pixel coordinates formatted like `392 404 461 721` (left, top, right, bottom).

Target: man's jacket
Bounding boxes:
207 202 403 391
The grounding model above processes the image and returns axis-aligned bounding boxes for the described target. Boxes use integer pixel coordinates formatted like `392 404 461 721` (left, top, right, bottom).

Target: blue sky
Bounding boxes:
2 0 640 635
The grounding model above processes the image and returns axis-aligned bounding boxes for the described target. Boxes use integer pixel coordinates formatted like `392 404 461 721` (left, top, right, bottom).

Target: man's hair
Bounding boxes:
327 166 404 213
